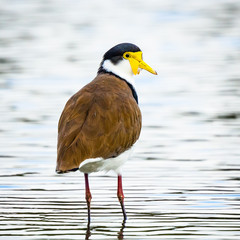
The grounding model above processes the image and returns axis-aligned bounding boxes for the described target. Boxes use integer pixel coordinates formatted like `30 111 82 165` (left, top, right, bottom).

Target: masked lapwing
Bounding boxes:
56 43 157 223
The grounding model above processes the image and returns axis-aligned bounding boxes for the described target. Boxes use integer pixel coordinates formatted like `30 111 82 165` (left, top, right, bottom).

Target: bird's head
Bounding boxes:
98 43 157 83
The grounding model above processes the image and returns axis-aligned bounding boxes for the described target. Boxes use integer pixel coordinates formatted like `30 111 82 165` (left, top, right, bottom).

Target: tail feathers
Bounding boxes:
56 167 79 174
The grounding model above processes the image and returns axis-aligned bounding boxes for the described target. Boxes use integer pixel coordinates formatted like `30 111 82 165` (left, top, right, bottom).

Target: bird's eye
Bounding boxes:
123 53 131 59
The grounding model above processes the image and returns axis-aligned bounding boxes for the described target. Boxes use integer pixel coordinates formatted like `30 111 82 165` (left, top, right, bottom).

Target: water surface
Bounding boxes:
0 0 240 239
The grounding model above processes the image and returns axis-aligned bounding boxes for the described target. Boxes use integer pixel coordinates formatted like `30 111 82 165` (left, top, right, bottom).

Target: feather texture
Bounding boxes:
56 73 142 173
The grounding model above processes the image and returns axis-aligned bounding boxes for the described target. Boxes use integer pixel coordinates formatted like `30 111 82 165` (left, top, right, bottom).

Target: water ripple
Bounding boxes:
1 0 240 239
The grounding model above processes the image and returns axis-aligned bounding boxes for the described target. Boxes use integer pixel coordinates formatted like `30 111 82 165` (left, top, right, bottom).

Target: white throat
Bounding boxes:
102 59 135 86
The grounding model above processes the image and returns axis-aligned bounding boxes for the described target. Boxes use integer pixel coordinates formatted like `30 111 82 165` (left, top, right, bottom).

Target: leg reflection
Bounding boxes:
85 222 91 240
85 220 126 240
117 220 126 240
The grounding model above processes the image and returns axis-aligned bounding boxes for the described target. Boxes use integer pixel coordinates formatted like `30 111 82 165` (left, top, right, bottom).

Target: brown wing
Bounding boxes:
56 74 142 172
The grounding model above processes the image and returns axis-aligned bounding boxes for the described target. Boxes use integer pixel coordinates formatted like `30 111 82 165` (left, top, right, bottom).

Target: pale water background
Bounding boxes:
0 0 240 239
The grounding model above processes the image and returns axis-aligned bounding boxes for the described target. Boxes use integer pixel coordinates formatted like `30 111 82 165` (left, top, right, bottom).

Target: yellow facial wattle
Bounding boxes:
123 51 157 75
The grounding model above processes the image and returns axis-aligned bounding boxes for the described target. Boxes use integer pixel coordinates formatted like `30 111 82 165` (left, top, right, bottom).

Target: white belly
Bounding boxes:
79 148 133 174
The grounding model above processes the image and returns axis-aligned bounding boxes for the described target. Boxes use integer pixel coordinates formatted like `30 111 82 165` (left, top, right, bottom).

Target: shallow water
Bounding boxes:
1 0 240 239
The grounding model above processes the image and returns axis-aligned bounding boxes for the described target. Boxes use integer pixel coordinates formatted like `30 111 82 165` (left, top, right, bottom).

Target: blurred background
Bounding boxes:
0 0 240 239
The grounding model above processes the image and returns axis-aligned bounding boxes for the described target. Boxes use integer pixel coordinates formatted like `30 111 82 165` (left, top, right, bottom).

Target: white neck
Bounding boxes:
102 59 135 86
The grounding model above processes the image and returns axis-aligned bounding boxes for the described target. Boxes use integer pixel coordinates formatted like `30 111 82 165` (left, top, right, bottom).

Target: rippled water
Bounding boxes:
1 0 240 239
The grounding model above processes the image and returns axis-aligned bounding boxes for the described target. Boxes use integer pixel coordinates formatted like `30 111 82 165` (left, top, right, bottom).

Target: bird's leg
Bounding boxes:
84 173 92 224
117 175 127 221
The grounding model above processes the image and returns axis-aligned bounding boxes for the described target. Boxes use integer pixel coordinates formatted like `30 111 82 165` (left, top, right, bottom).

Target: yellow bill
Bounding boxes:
123 51 157 75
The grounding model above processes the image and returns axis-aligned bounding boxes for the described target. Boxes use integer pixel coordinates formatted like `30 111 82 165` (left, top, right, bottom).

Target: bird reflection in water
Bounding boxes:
85 220 126 240
117 221 126 240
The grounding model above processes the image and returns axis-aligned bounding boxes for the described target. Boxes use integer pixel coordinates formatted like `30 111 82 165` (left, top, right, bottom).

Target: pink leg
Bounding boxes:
84 173 92 223
117 175 127 221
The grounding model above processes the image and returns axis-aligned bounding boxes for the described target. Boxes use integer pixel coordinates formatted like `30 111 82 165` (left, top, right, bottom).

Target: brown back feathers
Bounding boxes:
56 74 142 172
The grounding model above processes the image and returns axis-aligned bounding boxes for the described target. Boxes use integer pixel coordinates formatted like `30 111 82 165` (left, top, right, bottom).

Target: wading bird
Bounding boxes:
56 43 157 223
